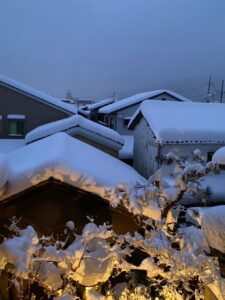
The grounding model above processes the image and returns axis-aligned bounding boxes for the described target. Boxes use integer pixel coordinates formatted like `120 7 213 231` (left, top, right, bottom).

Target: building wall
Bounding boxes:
150 92 183 101
113 104 140 135
103 93 185 136
160 143 225 162
73 134 119 158
133 117 225 178
133 118 159 178
0 85 70 138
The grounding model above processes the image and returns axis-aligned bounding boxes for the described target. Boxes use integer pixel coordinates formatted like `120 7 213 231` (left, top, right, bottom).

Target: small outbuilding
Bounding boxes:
25 115 124 158
0 132 145 238
129 101 225 178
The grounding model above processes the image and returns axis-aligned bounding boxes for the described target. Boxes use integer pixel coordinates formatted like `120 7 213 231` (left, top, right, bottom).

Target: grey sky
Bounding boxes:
0 0 225 99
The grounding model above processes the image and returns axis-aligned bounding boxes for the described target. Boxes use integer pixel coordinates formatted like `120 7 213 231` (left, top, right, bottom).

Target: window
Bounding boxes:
7 115 25 136
123 119 130 127
109 118 114 129
207 151 214 162
123 117 131 128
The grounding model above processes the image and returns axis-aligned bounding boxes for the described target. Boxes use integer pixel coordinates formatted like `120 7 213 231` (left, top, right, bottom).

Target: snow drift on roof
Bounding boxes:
99 90 191 114
0 74 77 114
25 115 124 147
130 100 225 144
87 98 114 111
1 133 144 202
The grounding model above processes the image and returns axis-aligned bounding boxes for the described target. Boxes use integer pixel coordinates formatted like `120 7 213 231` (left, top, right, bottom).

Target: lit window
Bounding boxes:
7 115 25 136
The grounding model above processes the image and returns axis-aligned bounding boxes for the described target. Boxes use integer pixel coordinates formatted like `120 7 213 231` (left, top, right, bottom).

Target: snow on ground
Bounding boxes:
0 74 77 114
99 90 191 114
0 139 25 153
119 135 134 160
0 132 145 202
129 100 225 144
25 115 124 150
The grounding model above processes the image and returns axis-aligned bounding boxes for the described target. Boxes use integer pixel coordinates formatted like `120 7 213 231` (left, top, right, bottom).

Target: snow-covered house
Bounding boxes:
25 115 124 158
98 90 192 135
0 74 76 139
129 101 225 178
0 133 144 237
79 98 114 122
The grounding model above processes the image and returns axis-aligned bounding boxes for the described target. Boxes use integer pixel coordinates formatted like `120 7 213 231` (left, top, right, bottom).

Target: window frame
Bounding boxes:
7 114 25 137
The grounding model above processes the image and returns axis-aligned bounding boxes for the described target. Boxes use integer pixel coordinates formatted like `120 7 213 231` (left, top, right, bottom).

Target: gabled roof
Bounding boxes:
0 74 77 114
25 115 124 150
99 89 192 114
129 100 225 144
0 133 145 202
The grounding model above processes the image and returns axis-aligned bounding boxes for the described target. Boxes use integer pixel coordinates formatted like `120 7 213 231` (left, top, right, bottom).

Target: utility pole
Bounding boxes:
220 80 224 103
207 76 212 102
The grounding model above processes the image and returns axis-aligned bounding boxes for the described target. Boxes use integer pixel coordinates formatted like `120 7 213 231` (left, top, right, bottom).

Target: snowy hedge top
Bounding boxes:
129 100 225 144
212 147 225 165
0 74 77 114
0 133 145 202
25 115 124 147
99 90 191 114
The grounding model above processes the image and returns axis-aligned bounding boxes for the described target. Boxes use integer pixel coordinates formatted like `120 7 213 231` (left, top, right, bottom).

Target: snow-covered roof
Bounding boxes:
99 90 192 114
86 98 114 111
129 101 225 144
0 133 145 202
0 74 77 114
0 139 25 153
25 115 124 150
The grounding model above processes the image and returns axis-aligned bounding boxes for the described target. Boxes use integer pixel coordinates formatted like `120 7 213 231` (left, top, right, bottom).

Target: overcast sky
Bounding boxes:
0 0 225 99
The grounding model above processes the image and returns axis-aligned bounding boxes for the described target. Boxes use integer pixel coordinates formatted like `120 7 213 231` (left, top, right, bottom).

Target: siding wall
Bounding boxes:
105 93 184 136
161 143 225 162
74 134 118 158
133 117 225 178
0 85 70 138
133 118 159 178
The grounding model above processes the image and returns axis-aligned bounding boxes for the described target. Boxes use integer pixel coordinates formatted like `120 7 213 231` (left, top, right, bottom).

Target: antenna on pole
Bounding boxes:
112 91 116 102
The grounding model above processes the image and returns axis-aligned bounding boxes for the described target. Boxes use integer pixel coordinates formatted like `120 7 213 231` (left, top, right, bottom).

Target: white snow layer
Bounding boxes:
25 115 124 148
130 100 225 144
188 206 225 254
0 74 77 114
0 132 145 201
0 139 25 153
212 147 225 165
99 89 191 114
